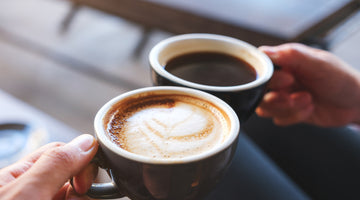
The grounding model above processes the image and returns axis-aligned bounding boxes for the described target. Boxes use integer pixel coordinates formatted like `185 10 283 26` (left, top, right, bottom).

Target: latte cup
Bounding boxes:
149 33 273 122
87 86 240 200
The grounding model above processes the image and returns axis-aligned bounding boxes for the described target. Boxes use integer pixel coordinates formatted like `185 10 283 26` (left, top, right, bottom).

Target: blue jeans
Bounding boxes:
207 115 360 200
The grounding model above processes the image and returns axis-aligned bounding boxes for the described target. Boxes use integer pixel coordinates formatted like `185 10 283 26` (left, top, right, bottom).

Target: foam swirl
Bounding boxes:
107 94 229 159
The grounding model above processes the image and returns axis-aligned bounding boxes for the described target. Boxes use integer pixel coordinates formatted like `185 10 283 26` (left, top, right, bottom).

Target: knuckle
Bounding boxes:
287 44 303 56
46 142 65 148
38 142 65 152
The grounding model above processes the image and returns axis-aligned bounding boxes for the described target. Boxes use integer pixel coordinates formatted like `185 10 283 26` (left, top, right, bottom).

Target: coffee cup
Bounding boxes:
149 33 273 122
87 86 240 200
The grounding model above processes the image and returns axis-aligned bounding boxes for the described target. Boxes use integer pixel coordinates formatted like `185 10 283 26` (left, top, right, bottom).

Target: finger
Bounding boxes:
259 45 283 65
19 142 66 164
264 92 314 126
256 103 292 119
53 182 70 200
64 183 91 200
262 91 290 105
256 91 291 117
257 91 313 120
72 163 98 194
260 43 309 70
268 70 295 90
290 91 313 107
13 134 98 198
0 142 65 187
273 103 314 126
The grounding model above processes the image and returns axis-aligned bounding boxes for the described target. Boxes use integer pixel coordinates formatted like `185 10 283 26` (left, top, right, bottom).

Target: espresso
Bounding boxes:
105 93 230 160
164 52 257 86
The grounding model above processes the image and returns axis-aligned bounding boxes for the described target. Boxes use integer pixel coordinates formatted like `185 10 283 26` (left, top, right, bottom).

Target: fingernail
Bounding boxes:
70 134 95 152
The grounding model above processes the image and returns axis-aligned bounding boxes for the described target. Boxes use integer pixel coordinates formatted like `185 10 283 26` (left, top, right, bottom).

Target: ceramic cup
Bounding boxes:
87 86 240 200
149 33 273 122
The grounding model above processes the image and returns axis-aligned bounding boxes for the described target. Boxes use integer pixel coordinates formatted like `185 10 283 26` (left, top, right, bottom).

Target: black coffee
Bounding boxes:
164 52 257 86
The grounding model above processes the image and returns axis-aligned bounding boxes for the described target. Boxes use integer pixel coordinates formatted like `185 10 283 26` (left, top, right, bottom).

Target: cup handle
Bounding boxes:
86 169 125 199
71 149 125 199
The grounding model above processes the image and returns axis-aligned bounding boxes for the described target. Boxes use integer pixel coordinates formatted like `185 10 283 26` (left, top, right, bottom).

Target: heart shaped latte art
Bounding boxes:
108 98 228 159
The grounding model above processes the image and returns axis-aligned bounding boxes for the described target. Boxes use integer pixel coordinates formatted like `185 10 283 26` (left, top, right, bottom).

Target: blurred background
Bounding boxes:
0 0 360 199
1 0 360 137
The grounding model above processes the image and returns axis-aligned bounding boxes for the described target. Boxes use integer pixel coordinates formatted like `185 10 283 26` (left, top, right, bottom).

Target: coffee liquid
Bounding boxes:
164 52 257 86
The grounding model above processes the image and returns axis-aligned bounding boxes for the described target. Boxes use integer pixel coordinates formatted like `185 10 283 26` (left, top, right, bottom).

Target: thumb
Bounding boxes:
259 43 313 72
18 134 98 198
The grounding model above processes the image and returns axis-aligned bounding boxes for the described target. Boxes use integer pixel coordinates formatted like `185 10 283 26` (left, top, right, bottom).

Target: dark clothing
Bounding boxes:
207 115 360 200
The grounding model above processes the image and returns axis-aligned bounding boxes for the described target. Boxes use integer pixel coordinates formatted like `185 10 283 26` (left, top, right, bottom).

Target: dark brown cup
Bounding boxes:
149 33 273 123
88 86 240 200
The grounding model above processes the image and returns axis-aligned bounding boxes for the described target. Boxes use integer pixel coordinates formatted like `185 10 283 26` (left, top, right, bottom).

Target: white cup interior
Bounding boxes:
149 34 273 92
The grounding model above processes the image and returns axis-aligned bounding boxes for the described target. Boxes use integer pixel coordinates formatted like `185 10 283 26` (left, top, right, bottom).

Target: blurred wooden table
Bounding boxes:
0 89 80 143
62 0 360 49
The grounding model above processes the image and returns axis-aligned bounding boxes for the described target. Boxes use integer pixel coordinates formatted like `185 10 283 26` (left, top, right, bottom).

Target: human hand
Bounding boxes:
0 134 98 200
256 43 360 127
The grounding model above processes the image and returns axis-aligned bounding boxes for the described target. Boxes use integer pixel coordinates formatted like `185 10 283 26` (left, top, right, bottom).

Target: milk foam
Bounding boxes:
107 95 230 159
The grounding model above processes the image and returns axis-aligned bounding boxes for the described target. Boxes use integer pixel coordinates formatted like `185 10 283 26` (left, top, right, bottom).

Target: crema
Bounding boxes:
105 94 231 160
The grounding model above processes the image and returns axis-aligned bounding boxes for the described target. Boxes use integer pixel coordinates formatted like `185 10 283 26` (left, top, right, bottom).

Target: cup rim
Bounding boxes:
149 33 273 92
94 86 240 164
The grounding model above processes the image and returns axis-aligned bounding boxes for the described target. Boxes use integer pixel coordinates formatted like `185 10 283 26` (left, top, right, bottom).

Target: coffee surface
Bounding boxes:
164 52 257 86
106 94 230 160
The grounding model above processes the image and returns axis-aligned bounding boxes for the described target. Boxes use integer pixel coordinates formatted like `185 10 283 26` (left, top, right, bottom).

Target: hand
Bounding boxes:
256 43 360 127
0 134 98 200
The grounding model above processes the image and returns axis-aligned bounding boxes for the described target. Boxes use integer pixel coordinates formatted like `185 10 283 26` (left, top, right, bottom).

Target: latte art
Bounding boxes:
107 94 230 159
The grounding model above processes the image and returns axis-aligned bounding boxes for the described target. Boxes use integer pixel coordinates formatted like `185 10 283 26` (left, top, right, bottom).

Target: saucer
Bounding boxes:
0 122 48 168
